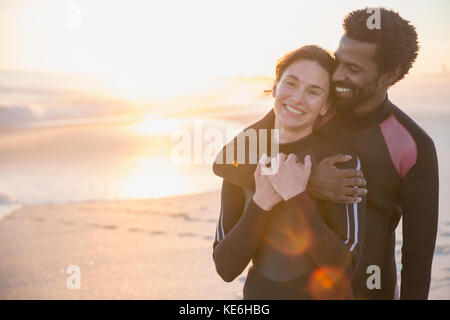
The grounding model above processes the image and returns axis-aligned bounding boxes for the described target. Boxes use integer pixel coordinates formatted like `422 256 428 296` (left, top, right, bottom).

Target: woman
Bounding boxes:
212 45 366 299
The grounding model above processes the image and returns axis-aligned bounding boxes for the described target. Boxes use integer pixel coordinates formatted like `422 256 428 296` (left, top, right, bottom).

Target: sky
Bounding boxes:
0 0 449 98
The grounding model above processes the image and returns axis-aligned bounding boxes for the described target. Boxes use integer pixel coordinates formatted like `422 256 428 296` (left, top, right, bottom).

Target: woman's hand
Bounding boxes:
268 153 312 201
252 155 283 211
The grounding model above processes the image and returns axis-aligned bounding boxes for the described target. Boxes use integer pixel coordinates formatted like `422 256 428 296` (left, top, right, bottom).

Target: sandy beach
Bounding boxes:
1 190 449 300
0 191 250 300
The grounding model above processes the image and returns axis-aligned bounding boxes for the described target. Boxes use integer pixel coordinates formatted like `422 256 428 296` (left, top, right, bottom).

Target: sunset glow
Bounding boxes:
1 0 449 103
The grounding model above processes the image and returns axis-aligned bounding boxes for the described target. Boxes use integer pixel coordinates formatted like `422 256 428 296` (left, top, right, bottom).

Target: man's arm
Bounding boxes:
400 138 439 299
284 156 366 280
213 179 271 282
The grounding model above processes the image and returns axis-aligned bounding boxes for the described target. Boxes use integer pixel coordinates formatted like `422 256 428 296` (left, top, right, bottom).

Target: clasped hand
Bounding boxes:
252 152 312 211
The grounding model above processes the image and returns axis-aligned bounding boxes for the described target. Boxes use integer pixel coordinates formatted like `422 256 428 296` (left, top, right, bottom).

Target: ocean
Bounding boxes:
0 69 449 299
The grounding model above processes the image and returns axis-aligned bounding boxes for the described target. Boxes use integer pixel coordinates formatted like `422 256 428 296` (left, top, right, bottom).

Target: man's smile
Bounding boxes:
335 86 353 98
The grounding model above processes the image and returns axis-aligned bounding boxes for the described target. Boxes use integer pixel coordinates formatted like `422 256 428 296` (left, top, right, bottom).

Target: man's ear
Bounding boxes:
383 66 402 87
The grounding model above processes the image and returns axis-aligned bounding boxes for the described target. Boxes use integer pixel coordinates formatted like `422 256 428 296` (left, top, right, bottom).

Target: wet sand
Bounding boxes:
0 190 448 299
0 191 248 299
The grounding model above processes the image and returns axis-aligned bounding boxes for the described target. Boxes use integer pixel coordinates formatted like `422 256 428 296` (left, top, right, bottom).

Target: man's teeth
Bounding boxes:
336 87 351 93
285 105 304 115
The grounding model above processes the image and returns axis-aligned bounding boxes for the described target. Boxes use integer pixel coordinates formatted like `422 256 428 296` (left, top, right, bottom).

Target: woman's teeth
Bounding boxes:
285 105 304 115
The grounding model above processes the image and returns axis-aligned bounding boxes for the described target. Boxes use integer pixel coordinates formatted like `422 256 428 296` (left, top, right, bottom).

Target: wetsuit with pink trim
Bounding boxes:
314 95 439 299
211 110 366 299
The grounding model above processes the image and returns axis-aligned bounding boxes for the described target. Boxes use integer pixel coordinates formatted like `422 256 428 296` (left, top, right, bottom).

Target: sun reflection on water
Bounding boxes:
118 156 193 199
130 116 190 136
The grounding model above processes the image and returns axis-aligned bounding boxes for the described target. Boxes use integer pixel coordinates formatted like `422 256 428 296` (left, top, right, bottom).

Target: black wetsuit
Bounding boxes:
212 110 366 299
315 95 439 299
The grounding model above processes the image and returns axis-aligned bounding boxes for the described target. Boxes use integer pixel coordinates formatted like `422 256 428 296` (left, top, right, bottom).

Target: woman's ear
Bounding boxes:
272 82 277 98
320 100 331 116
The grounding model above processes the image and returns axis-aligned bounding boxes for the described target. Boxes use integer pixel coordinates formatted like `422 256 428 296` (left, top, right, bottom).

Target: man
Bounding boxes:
309 8 439 299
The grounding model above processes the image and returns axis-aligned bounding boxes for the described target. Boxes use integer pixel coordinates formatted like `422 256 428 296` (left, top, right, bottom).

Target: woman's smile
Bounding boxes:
283 104 305 115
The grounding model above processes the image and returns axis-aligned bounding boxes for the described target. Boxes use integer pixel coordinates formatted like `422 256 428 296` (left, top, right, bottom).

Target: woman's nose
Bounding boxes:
291 89 305 104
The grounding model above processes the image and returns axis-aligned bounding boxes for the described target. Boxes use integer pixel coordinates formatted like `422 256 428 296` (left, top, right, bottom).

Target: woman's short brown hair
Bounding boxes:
275 45 335 83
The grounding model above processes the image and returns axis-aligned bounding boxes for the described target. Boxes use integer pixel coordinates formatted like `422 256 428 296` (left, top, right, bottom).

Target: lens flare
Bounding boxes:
263 205 311 256
308 266 351 300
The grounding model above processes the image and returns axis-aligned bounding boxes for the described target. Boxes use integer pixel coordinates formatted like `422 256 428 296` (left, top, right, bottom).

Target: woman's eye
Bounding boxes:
309 90 320 97
286 81 295 88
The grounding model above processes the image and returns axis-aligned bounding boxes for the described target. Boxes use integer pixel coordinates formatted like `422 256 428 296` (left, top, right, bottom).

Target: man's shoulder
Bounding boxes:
388 102 435 148
382 102 437 176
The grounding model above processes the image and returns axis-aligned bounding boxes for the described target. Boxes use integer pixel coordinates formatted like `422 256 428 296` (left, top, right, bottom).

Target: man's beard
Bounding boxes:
333 77 380 111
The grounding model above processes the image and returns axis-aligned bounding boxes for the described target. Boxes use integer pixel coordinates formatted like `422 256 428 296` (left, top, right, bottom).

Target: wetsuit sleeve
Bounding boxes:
285 191 366 280
212 179 272 282
399 138 439 300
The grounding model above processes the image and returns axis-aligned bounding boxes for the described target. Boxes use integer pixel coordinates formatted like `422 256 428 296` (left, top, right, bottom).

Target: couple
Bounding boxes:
212 8 439 300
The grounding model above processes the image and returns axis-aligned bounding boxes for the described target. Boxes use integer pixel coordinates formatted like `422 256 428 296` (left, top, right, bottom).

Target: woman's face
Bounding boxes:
273 59 331 134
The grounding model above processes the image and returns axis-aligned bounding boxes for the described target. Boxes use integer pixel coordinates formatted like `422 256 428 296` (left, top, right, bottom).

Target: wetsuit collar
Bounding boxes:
212 108 319 189
337 94 393 131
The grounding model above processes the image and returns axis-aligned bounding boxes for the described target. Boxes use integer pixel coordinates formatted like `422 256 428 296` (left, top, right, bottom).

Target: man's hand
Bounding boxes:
252 155 284 211
308 154 367 203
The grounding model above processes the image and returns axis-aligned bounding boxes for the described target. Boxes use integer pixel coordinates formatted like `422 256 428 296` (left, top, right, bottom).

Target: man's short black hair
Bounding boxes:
343 7 419 85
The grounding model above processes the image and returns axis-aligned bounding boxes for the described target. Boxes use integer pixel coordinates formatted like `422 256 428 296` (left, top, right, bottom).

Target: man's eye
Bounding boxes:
309 90 320 96
348 66 360 73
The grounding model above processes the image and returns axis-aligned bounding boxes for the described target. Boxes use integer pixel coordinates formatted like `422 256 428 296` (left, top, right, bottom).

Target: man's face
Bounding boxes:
332 35 382 109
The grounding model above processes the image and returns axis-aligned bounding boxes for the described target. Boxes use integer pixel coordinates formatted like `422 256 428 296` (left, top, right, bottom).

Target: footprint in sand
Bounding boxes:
129 227 146 233
30 217 45 222
101 225 117 230
171 213 188 218
60 219 75 225
178 232 196 237
170 213 201 222
85 223 117 230
149 230 165 235
86 223 101 228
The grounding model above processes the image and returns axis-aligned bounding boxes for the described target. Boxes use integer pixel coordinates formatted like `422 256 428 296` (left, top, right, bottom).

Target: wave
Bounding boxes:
0 193 12 204
0 204 22 221
0 193 20 221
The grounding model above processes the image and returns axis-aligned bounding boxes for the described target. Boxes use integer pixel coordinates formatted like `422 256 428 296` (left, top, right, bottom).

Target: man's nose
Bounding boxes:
332 64 346 83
